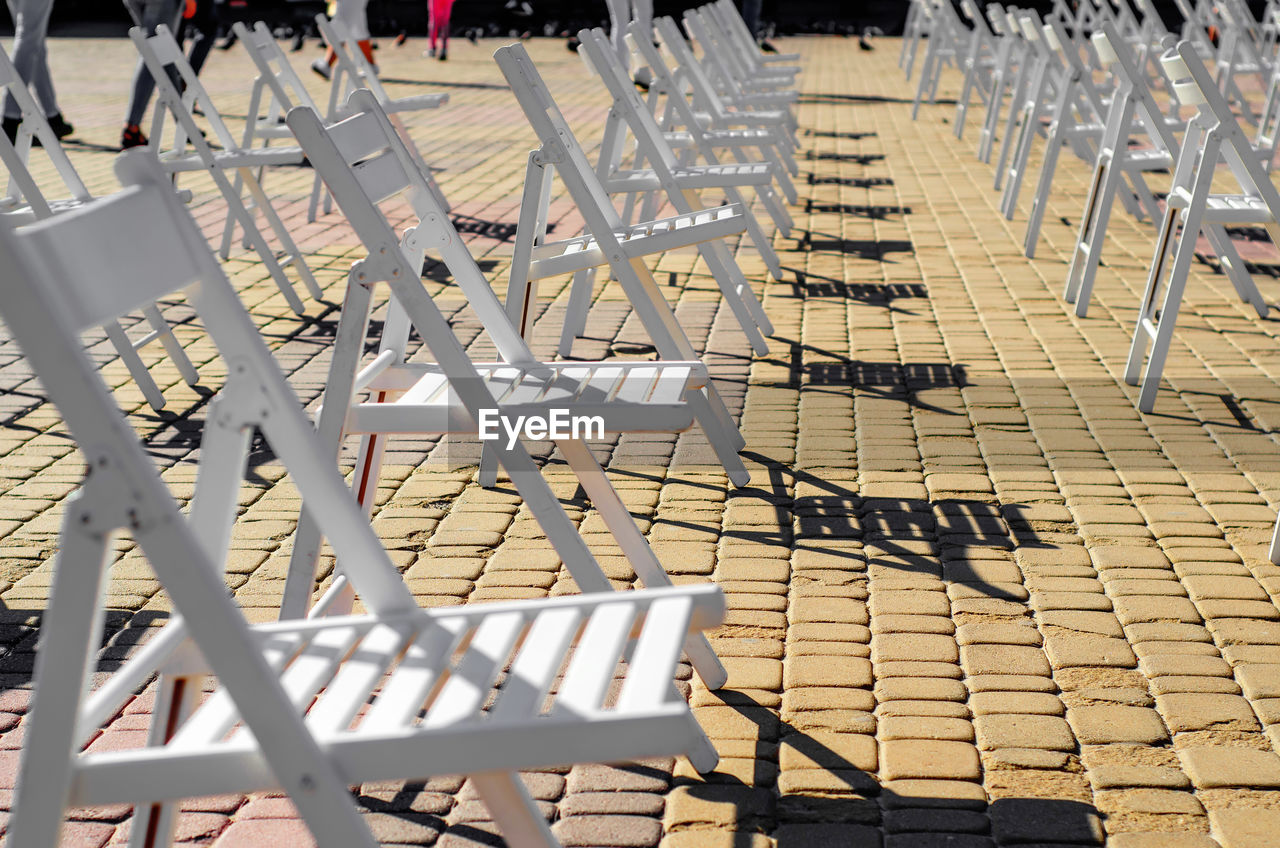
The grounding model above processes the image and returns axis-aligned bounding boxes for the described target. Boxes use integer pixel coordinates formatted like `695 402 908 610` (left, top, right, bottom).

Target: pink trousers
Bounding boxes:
429 0 455 50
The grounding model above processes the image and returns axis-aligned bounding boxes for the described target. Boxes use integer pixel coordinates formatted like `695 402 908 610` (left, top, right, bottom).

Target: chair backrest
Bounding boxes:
0 42 90 215
1044 18 1107 120
1161 40 1280 210
494 42 626 231
631 19 719 141
0 150 415 615
130 24 243 155
1094 21 1181 155
655 15 734 121
313 14 396 119
579 26 682 177
285 89 536 372
234 20 323 122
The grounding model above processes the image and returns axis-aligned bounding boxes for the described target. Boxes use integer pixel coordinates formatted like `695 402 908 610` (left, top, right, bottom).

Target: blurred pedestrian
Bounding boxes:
312 0 376 79
426 0 454 60
120 0 181 150
3 0 73 142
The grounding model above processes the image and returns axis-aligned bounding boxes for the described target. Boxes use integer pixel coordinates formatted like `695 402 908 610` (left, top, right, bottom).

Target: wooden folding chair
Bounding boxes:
0 43 197 412
3 149 725 848
280 90 730 695
1064 22 1181 316
571 25 774 356
309 14 450 220
494 43 756 482
1126 42 1275 412
130 23 323 314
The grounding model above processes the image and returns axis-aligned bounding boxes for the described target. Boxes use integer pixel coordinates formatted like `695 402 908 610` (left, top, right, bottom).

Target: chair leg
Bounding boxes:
1023 122 1066 258
472 772 557 848
104 320 167 413
128 673 202 848
558 267 597 358
7 506 112 848
240 168 325 302
1205 224 1268 317
1066 156 1118 317
142 305 199 387
558 439 728 690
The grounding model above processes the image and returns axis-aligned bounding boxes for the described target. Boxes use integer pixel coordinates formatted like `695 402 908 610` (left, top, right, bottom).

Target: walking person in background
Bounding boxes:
119 0 180 149
181 0 218 76
312 0 376 78
3 0 73 142
426 0 455 60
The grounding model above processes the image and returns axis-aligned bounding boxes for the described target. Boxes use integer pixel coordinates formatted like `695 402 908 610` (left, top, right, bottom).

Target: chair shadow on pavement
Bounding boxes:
678 690 1105 846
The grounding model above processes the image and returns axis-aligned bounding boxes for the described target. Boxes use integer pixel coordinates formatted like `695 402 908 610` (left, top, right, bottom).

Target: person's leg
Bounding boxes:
605 0 629 68
741 0 762 37
123 0 180 144
4 0 60 120
428 0 438 52
438 0 452 56
335 0 375 65
185 0 217 75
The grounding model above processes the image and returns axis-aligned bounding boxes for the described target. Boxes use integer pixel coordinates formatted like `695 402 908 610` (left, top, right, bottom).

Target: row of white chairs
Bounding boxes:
1 5 802 847
906 0 1280 413
905 2 1280 562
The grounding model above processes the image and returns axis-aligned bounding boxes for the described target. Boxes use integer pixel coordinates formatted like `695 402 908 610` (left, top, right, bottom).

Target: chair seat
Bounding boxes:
350 360 703 434
529 203 748 279
1171 189 1275 222
160 145 307 172
338 92 449 118
701 126 783 145
68 585 725 807
606 162 772 194
1123 147 1174 169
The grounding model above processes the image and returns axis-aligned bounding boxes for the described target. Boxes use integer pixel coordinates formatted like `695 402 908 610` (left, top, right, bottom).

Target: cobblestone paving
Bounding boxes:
3 30 1280 847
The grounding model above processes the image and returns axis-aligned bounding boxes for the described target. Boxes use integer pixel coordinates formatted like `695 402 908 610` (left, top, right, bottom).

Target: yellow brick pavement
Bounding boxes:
1 29 1280 848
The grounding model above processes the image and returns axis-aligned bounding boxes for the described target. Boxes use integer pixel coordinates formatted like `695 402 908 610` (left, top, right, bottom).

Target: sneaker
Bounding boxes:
438 49 446 61
120 123 147 150
46 113 73 139
310 58 331 80
426 47 436 58
395 31 408 46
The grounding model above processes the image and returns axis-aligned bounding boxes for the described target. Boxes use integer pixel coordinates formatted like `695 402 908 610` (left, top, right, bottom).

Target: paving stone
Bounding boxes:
1067 705 1170 745
1209 808 1280 848
974 715 1077 751
1155 694 1262 734
1179 747 1280 788
880 740 982 781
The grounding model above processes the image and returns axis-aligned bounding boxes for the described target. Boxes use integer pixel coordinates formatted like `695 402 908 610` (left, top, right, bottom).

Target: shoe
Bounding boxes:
468 29 478 44
217 31 238 50
395 31 408 46
46 113 73 139
311 59 331 80
760 40 778 53
120 123 147 150
438 49 446 61
2 116 19 143
426 47 436 58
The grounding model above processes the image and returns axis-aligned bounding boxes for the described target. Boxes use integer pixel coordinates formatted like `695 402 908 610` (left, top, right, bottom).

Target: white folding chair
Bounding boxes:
1126 42 1275 412
654 15 797 146
1017 18 1113 254
1064 23 1181 315
976 3 1024 163
280 90 730 695
953 0 999 138
572 25 775 356
1213 0 1269 123
711 0 801 67
3 149 725 848
309 14 450 220
911 0 965 119
130 23 323 314
1001 15 1108 227
0 42 197 412
682 10 798 127
993 11 1052 190
902 0 931 78
686 6 796 97
631 20 799 243
496 41 752 486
